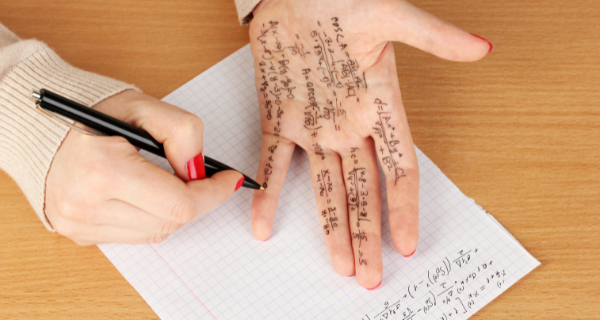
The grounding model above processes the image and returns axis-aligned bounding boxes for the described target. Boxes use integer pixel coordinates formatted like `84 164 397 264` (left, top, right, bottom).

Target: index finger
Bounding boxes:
250 133 296 240
112 150 242 224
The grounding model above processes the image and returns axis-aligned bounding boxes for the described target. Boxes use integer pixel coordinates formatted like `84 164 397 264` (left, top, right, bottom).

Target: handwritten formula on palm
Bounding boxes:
251 17 418 287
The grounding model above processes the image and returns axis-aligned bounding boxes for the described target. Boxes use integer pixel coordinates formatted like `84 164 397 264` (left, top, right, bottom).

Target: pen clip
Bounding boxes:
34 104 101 137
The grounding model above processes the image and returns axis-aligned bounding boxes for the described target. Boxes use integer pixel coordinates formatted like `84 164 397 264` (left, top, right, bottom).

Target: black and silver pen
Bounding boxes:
30 88 263 190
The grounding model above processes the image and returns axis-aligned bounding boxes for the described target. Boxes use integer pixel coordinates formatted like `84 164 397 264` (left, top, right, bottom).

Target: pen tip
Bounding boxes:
260 187 265 190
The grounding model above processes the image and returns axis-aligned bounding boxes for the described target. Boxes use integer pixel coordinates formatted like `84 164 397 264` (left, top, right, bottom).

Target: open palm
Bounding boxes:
248 0 491 289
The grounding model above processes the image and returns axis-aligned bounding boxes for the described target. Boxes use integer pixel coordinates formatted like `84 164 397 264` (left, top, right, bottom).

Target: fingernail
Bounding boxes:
367 280 382 291
470 33 493 53
403 249 416 258
235 177 245 191
186 153 206 180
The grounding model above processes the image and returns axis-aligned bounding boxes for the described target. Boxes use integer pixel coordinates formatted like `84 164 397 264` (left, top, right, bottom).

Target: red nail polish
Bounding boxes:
470 33 493 53
403 249 416 258
367 280 382 291
235 177 245 191
186 153 206 180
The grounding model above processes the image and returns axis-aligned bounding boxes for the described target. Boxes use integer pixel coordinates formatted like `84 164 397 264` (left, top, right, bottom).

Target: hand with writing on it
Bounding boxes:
45 90 244 245
248 0 491 289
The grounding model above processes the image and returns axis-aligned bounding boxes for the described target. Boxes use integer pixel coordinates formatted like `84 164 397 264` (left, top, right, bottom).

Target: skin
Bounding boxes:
46 90 243 245
45 0 490 290
248 0 491 289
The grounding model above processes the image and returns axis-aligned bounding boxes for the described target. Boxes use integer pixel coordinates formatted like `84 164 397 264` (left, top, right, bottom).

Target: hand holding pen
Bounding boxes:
41 89 251 245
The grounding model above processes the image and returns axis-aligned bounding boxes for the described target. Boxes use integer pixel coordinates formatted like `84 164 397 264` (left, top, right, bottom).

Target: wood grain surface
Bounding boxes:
1 0 599 318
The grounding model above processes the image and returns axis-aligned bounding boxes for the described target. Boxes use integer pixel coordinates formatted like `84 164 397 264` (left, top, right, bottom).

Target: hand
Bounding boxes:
249 0 491 288
45 90 244 245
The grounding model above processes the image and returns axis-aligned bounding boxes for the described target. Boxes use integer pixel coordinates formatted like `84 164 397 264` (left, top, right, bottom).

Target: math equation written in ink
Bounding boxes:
361 249 508 320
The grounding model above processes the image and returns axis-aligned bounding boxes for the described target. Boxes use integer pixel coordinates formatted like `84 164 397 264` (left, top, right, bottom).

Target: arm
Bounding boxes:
1 22 244 244
0 22 135 230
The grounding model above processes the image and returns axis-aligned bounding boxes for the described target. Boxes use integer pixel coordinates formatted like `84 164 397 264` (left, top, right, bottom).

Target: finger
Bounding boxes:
92 90 204 182
52 216 171 245
120 161 243 224
251 133 296 241
307 149 354 277
373 0 492 61
59 197 184 235
101 140 242 223
370 98 419 257
341 141 383 289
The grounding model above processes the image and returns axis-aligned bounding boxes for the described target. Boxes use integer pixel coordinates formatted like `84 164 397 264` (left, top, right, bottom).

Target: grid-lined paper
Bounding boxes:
98 44 539 320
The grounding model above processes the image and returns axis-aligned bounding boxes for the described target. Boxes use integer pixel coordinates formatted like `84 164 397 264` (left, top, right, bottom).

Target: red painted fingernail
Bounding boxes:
235 177 245 191
470 33 493 53
403 249 416 258
186 153 206 180
367 280 382 291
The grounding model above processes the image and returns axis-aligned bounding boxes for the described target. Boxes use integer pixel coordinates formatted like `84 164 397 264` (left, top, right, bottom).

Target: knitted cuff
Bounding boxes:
235 0 263 25
0 40 138 231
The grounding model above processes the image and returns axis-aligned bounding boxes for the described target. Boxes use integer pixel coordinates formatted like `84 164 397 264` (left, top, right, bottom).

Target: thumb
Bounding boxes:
94 90 204 181
188 169 245 216
375 0 492 61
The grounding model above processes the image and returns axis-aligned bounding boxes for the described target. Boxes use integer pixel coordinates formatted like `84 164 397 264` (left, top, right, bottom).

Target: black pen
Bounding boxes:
30 88 263 190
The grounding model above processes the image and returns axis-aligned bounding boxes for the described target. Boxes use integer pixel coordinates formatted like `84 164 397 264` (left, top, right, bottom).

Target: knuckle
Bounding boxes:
176 112 204 136
215 178 235 202
146 234 168 244
54 200 72 218
212 186 230 205
53 221 71 238
159 220 183 235
54 190 103 224
402 165 419 178
59 203 101 224
384 164 419 184
58 202 86 222
54 222 81 242
200 181 229 209
169 197 196 224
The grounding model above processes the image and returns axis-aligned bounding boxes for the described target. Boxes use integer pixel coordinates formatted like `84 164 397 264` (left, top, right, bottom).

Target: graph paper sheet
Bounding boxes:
98 45 539 320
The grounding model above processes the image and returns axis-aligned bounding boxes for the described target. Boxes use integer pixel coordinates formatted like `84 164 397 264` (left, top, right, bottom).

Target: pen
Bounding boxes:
30 88 263 190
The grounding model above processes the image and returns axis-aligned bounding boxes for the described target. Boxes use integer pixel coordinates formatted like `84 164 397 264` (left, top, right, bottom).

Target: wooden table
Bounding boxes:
1 0 598 318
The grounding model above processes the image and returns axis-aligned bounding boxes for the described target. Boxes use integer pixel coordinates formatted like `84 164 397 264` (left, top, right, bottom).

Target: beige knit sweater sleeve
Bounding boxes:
0 23 136 230
235 0 262 25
